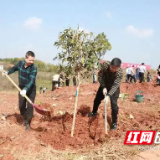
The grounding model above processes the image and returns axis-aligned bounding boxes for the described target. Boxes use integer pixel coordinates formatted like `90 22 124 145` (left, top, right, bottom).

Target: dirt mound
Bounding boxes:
34 112 117 150
34 109 160 150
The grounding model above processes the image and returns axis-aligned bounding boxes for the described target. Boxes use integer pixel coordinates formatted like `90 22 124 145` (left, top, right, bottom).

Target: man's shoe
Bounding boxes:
25 124 30 131
111 123 117 130
88 112 97 117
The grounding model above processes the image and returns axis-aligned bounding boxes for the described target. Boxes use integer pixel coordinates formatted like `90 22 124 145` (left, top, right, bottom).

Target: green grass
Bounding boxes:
0 71 93 92
0 72 53 91
0 68 157 92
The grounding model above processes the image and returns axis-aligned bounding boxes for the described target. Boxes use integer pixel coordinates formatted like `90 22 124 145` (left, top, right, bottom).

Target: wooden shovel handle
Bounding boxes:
4 72 33 105
104 95 108 134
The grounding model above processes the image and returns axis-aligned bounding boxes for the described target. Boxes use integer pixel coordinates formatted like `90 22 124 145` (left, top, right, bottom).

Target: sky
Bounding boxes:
0 0 160 69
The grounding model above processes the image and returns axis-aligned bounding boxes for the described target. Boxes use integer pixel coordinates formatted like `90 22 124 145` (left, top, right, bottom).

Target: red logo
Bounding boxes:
124 131 156 145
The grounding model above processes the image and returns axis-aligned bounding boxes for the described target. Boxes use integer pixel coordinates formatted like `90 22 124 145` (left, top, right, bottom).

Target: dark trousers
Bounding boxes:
19 85 36 125
139 72 144 83
130 75 136 83
127 74 131 82
127 74 136 83
92 87 120 124
73 81 76 86
66 79 70 86
52 81 60 91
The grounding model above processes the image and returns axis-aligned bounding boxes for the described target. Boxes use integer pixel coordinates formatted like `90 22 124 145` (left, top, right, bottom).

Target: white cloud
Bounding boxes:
104 11 112 19
126 25 154 38
23 17 42 30
79 27 90 33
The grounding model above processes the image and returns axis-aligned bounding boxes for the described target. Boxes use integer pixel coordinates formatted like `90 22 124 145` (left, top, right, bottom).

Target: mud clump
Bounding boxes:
38 103 54 120
77 105 91 116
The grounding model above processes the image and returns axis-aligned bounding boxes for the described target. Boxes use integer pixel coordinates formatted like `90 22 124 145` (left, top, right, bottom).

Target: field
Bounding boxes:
0 82 160 160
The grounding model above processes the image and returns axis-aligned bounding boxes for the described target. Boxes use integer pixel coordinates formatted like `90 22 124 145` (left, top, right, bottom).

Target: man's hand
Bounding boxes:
104 95 110 103
103 88 107 96
20 90 26 97
60 78 64 83
2 70 8 77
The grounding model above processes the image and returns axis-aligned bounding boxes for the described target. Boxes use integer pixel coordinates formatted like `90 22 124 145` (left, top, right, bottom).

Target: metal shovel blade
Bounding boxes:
33 104 51 116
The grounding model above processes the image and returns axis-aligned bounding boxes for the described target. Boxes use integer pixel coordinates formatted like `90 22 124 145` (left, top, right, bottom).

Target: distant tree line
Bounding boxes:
0 58 59 72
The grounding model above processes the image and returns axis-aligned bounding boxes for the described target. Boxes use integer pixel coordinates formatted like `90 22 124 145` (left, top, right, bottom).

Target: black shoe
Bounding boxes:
88 112 97 117
111 123 117 130
25 124 30 131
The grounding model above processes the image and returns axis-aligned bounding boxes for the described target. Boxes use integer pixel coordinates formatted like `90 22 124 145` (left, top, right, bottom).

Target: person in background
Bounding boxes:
138 63 146 83
135 67 139 81
93 70 97 83
66 76 70 86
147 72 152 82
156 65 160 83
157 65 160 75
40 86 43 94
73 75 77 86
2 51 37 131
126 65 135 83
52 74 60 91
59 72 64 87
88 58 123 130
125 67 129 82
42 87 47 93
157 74 160 86
130 65 136 83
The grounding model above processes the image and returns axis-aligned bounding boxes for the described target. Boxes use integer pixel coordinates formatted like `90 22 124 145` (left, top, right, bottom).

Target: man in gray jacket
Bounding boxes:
88 58 123 130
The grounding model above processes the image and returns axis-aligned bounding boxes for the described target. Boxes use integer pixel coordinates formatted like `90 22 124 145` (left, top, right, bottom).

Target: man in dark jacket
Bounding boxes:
2 51 37 131
88 58 123 130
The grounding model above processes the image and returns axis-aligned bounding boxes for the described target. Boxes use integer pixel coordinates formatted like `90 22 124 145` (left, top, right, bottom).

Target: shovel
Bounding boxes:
104 95 108 134
1 69 50 116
